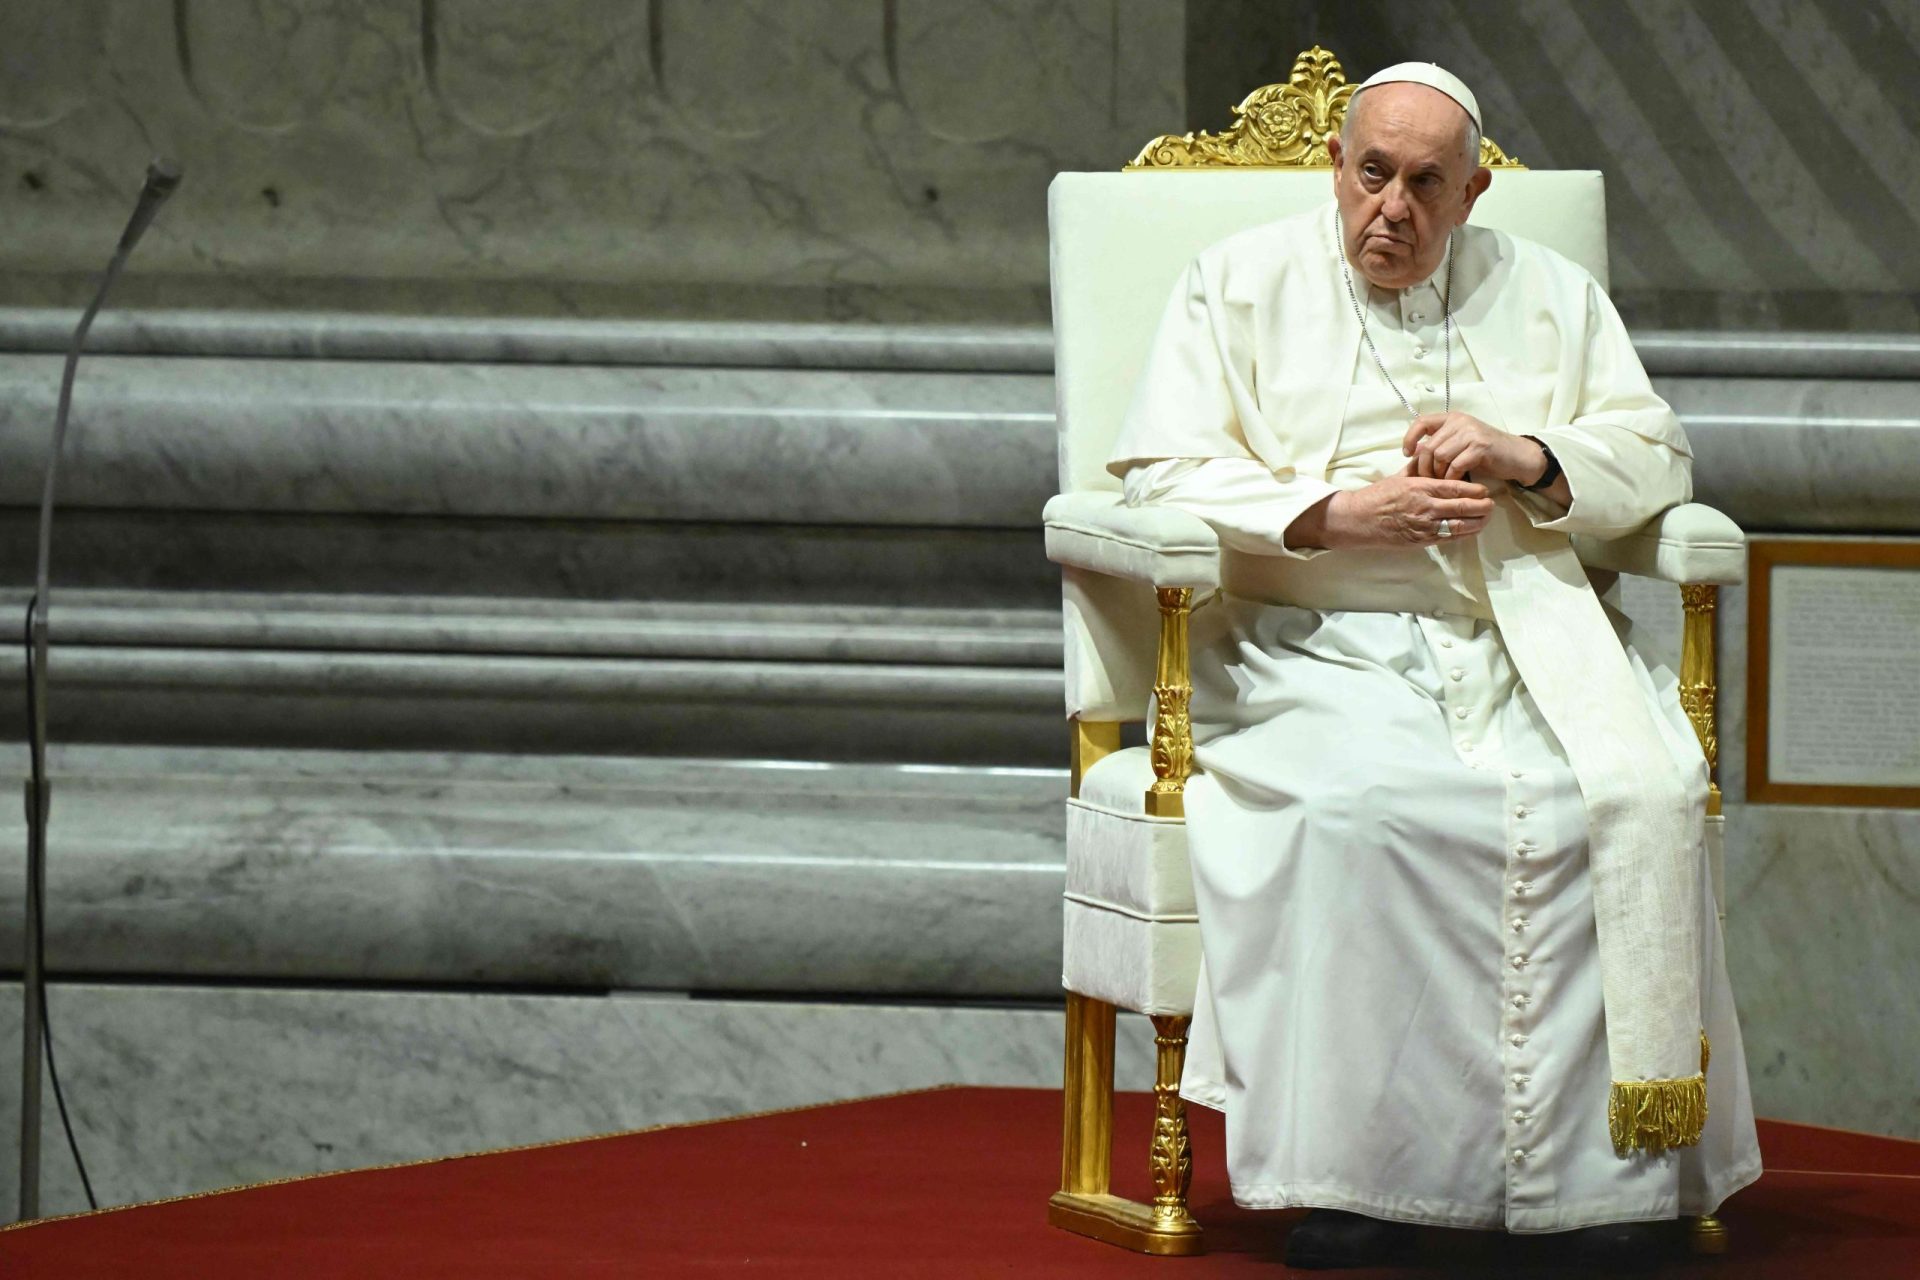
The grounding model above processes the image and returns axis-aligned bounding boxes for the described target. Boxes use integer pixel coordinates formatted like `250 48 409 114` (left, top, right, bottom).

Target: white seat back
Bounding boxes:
1047 170 1609 495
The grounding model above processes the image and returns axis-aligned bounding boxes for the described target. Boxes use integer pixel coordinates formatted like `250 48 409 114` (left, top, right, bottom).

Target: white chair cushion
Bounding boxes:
1571 503 1747 585
1067 746 1196 918
1044 491 1221 589
1061 746 1202 1015
1062 900 1199 1017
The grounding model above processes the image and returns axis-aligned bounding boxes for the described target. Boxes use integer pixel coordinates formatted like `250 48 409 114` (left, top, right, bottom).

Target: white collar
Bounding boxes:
1401 265 1443 296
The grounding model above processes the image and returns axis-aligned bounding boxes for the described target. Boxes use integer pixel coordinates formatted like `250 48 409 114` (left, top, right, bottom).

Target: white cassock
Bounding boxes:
1109 203 1763 1232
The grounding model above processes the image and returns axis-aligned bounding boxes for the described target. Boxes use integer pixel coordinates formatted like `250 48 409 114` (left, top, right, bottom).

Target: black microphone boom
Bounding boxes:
18 156 181 1223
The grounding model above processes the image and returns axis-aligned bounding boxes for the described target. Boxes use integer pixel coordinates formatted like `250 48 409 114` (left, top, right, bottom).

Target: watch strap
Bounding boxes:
1519 435 1562 492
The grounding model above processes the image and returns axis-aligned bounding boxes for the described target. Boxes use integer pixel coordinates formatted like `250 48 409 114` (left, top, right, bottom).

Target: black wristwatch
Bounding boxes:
1519 435 1562 492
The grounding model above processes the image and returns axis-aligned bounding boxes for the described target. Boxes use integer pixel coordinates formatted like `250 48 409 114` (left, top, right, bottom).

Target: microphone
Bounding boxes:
32 156 182 608
18 157 182 1223
114 159 183 258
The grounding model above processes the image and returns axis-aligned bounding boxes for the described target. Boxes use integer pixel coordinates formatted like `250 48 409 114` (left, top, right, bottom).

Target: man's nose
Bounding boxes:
1380 181 1410 223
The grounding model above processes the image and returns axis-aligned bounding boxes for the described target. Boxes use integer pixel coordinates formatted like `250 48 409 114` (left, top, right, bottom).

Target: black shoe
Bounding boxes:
1283 1208 1418 1270
1562 1219 1677 1271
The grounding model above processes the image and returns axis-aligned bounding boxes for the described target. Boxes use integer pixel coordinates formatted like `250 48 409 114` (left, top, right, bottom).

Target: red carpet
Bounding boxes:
2 1087 1916 1277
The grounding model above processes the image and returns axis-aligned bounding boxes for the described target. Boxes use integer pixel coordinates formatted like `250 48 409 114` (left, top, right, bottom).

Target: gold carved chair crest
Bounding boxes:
1126 46 1523 171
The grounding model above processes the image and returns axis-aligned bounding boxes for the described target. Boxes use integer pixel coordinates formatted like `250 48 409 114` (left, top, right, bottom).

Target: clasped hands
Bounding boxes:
1286 413 1551 551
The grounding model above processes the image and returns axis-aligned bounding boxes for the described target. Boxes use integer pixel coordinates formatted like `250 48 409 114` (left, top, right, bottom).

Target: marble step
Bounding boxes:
2 352 1917 539
0 746 1070 996
7 307 1920 379
0 597 1070 763
0 508 1059 609
11 591 1065 667
1638 332 1920 379
0 354 1057 527
1658 377 1920 532
0 309 1059 372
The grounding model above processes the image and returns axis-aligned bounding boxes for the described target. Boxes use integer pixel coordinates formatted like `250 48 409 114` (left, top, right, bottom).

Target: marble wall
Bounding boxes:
0 0 1183 320
1189 0 1920 331
12 1 1920 328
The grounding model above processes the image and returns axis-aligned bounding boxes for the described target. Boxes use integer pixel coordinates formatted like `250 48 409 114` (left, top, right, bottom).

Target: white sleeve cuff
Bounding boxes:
1123 458 1339 560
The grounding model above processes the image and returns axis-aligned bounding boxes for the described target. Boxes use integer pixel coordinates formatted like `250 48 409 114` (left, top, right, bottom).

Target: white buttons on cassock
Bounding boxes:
1440 638 1454 649
1413 343 1428 357
1456 618 1547 1207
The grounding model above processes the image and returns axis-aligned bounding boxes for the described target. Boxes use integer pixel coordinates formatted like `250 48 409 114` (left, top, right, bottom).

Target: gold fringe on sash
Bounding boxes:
1607 1032 1711 1156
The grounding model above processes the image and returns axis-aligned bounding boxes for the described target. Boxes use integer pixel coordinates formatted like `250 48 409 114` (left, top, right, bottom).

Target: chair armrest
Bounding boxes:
1043 491 1221 590
1571 503 1747 586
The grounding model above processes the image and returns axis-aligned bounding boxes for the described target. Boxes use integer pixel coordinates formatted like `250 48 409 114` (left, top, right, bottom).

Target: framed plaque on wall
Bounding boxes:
1747 539 1920 807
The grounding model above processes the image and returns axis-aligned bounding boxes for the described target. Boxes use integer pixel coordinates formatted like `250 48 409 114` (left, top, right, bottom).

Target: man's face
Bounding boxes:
1328 84 1491 290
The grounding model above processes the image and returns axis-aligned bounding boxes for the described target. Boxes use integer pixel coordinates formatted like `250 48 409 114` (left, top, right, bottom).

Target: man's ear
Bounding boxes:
1459 166 1492 222
1327 135 1345 192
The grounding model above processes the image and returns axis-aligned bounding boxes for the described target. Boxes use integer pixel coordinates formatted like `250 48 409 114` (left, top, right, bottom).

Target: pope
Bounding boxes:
1108 62 1762 1271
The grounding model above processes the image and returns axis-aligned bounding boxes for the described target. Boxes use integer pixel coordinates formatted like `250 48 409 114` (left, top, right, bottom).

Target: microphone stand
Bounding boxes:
18 159 179 1223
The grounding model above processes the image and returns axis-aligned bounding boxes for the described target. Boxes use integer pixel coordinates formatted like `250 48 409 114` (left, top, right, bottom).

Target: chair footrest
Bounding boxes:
1047 1191 1204 1256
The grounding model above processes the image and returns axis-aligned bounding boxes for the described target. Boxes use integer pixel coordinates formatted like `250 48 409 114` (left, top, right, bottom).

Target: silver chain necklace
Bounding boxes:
1340 221 1454 419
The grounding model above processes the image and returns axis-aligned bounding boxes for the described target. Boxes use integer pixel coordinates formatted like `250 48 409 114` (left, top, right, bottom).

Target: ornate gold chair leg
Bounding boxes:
1057 991 1115 1198
1148 1014 1199 1235
1048 997 1204 1255
1688 1213 1728 1255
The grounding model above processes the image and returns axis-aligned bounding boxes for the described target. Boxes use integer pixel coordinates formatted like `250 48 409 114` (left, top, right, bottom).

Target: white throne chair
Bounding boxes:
1041 47 1743 1257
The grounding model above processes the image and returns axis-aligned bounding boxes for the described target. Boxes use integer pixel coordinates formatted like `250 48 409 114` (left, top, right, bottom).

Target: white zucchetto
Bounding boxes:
1355 61 1482 133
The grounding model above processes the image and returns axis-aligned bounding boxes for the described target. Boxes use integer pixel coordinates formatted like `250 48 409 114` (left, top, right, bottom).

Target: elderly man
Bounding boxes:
1108 63 1761 1269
